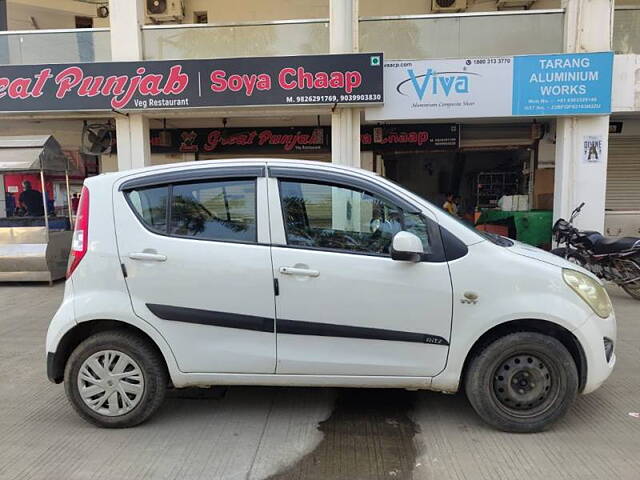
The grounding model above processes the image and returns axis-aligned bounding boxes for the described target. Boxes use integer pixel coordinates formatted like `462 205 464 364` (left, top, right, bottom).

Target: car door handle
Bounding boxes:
279 266 320 277
128 252 167 262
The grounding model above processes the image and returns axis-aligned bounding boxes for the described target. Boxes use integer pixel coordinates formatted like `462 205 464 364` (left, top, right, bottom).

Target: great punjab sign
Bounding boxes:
146 124 458 155
0 53 383 112
366 52 613 121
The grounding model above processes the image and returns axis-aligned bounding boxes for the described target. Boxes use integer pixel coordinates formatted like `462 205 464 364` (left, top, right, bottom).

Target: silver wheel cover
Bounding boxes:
77 350 145 417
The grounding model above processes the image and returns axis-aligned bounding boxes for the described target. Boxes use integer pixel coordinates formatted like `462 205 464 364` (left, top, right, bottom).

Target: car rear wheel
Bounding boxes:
64 330 167 428
465 332 578 433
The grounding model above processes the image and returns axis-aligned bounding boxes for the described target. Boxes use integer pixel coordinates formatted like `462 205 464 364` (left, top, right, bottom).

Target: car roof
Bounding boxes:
100 158 379 182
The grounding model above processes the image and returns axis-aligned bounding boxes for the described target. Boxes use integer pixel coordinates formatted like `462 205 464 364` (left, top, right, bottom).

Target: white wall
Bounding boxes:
184 0 328 22
613 54 640 113
7 0 108 29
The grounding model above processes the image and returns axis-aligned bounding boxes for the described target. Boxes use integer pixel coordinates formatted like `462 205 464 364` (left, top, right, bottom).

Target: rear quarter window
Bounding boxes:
126 186 168 232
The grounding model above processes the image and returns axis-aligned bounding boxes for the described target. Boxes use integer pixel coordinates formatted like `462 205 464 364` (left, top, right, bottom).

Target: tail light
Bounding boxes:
67 186 89 278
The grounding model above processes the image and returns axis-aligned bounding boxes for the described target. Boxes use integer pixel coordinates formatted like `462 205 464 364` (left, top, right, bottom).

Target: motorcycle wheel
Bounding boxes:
551 248 587 267
614 254 640 300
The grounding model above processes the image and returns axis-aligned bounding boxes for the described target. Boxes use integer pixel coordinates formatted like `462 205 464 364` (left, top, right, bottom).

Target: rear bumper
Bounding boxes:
46 352 63 384
45 279 76 384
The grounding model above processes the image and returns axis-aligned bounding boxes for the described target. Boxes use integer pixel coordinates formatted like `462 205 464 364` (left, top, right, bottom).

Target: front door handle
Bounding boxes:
279 266 320 277
129 252 167 262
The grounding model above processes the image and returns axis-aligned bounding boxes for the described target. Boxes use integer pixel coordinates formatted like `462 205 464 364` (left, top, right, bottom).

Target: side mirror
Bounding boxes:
390 231 424 262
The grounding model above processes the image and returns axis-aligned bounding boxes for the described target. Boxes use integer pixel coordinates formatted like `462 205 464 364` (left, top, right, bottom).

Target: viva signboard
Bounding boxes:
366 52 613 121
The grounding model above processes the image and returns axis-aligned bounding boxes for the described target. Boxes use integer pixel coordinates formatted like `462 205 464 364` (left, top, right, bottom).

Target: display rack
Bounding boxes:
476 171 520 209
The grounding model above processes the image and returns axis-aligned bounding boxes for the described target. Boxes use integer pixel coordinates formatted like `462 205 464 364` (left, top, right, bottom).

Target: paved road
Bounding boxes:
0 282 639 480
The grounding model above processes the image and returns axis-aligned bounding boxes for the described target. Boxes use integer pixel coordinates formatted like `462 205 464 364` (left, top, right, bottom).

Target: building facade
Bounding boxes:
0 0 639 239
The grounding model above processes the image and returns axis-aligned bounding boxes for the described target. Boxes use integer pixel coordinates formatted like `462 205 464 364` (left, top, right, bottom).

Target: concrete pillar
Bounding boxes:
330 0 360 168
108 0 151 170
0 175 6 218
553 0 614 232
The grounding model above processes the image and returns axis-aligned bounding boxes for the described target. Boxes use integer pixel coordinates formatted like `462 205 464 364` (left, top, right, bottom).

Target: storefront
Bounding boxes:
604 118 640 236
0 49 615 248
364 52 613 246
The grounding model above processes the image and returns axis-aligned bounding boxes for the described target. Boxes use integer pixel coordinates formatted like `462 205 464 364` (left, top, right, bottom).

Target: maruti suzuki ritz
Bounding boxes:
46 159 616 432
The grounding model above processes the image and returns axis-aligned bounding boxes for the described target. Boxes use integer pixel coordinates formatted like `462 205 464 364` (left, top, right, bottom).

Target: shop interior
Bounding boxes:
383 148 534 220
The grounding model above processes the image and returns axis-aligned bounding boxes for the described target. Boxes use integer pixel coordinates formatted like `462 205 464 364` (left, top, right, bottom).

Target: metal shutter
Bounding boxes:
606 137 640 211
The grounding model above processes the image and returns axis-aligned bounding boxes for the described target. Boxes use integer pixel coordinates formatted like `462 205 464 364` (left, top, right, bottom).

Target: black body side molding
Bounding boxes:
146 304 274 333
278 319 449 345
146 304 449 346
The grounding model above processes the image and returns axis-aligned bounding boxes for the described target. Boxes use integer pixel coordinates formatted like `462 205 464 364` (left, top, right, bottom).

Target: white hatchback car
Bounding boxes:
46 159 616 432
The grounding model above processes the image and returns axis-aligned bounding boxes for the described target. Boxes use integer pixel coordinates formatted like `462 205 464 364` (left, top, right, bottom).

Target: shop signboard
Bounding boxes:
366 58 513 120
361 124 459 151
511 52 613 115
150 127 329 154
146 124 459 154
366 52 613 121
0 53 383 112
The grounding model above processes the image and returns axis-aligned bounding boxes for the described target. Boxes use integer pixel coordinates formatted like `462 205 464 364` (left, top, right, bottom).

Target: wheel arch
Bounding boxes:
48 319 170 385
460 319 588 393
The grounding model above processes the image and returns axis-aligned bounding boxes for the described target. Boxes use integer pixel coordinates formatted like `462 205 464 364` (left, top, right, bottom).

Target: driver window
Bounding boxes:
279 179 434 255
169 179 257 242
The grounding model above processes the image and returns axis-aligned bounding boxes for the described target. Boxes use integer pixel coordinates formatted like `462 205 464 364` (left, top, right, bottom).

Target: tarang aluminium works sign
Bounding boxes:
366 52 613 121
0 53 383 112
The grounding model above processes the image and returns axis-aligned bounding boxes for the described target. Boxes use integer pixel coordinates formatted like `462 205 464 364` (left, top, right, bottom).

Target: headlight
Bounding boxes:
562 269 613 318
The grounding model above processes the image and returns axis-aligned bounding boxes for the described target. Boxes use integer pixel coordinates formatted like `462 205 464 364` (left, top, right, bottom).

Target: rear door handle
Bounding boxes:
279 266 320 277
128 252 167 262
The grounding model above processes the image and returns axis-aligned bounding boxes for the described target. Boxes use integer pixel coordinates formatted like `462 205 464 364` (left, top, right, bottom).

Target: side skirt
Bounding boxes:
169 372 435 390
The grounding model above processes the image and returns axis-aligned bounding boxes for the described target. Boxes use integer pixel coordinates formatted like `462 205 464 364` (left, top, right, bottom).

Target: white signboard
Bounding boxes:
582 135 604 163
366 58 514 121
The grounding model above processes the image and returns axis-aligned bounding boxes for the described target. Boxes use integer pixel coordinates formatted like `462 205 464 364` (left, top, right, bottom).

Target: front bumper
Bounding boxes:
573 311 617 394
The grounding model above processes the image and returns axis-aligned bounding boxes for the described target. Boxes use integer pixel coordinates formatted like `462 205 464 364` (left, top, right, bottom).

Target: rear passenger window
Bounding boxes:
127 186 168 232
170 179 257 243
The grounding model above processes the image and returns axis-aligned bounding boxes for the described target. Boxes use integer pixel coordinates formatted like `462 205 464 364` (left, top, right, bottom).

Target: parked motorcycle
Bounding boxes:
551 202 640 299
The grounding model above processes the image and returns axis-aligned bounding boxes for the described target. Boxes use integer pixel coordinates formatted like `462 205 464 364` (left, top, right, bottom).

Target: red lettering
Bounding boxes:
31 68 52 98
297 67 313 89
8 78 32 99
139 73 163 95
101 76 127 96
329 72 344 89
242 74 257 96
163 65 188 94
227 75 243 92
203 130 222 152
0 78 8 98
278 68 296 90
111 74 142 109
55 67 84 98
417 132 428 146
314 72 329 89
344 71 361 94
256 74 271 91
210 70 227 92
78 76 104 97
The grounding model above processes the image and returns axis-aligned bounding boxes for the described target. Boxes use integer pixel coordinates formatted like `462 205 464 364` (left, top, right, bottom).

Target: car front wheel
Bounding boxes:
465 331 578 433
64 330 167 428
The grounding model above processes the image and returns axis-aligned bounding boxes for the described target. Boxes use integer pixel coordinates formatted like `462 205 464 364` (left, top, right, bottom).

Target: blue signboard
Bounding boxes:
512 52 613 116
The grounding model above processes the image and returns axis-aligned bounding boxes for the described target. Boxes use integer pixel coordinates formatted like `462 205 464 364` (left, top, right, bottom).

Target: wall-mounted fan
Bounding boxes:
81 123 114 155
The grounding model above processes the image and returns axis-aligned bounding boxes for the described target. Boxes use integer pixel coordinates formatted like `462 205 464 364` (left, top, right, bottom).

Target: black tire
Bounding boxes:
465 332 578 433
64 330 168 428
